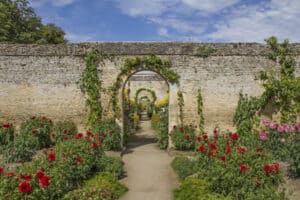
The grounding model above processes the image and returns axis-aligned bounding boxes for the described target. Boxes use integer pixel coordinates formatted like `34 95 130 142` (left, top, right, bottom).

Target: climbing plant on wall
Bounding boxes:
110 54 180 119
177 90 184 125
197 88 204 131
78 50 102 130
135 88 157 104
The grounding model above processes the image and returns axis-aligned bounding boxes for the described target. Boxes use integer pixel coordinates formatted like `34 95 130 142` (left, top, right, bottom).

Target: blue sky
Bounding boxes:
28 0 300 43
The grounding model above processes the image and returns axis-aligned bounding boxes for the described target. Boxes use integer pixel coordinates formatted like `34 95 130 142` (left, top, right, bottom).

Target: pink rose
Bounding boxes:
269 122 278 129
262 119 270 126
260 132 268 141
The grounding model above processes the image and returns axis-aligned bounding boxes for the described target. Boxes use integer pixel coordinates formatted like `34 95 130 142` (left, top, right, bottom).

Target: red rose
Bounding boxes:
173 125 177 129
264 164 273 174
63 130 67 134
48 153 56 161
197 136 201 142
272 162 280 172
220 156 226 161
51 133 55 138
0 166 4 174
86 131 93 137
31 116 36 120
36 171 45 179
199 145 206 153
75 133 83 139
226 146 231 154
2 123 11 128
6 172 15 177
18 181 32 193
237 146 247 153
92 142 97 149
240 164 248 172
32 130 37 135
39 175 51 188
184 134 190 140
42 116 47 120
230 133 238 141
203 135 208 140
75 156 82 164
20 174 32 181
209 143 217 150
213 129 218 134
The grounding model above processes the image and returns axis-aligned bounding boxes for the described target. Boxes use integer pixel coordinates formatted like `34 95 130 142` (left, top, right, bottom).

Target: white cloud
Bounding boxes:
65 32 93 43
181 0 239 13
207 0 300 42
158 27 169 37
150 17 205 34
29 0 77 8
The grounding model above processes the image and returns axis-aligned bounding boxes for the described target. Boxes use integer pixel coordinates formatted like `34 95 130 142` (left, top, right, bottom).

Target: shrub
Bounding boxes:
0 134 104 199
93 119 121 151
2 133 38 163
289 127 300 177
195 129 285 199
96 155 124 179
174 177 231 200
20 116 53 149
171 156 198 180
63 172 127 200
171 125 196 150
0 123 14 146
152 115 168 149
51 120 78 144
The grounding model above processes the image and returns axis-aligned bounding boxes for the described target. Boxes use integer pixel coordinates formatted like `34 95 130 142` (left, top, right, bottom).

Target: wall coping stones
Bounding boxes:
0 42 300 56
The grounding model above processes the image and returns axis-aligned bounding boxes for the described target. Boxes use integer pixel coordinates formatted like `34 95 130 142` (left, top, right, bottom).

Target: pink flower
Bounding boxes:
269 122 278 129
260 132 268 141
280 138 286 143
262 119 270 126
277 125 285 133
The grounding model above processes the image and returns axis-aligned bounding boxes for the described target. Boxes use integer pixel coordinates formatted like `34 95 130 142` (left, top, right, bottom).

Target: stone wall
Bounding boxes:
0 42 300 132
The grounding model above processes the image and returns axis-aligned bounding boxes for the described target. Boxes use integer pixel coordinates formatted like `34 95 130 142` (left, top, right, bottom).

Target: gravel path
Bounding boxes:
120 120 178 200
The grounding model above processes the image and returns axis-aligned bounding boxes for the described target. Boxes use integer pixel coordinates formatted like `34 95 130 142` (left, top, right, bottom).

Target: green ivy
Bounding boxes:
110 54 179 119
259 36 300 123
177 90 184 125
135 88 157 104
78 50 102 130
197 88 204 131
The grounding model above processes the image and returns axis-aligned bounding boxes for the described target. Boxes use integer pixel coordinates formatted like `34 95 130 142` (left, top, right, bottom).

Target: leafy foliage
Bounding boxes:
171 156 198 180
174 177 231 200
2 133 38 163
20 116 53 149
152 114 169 149
0 0 66 44
0 123 14 145
78 50 102 130
96 155 124 179
289 132 300 177
93 119 121 151
51 120 78 144
63 172 127 200
197 88 204 131
177 90 184 125
171 125 196 150
135 88 157 104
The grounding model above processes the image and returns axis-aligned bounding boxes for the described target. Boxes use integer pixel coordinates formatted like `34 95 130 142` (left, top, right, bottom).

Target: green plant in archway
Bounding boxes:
110 54 180 119
135 88 157 104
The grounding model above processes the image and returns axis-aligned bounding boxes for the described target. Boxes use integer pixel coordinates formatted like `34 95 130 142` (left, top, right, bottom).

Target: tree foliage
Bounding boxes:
0 0 66 44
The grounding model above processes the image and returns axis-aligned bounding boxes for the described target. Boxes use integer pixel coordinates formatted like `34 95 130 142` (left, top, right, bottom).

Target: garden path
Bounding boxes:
120 120 178 200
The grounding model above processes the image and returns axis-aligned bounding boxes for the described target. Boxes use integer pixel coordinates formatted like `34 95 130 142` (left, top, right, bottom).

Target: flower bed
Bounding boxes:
171 125 196 150
0 132 104 199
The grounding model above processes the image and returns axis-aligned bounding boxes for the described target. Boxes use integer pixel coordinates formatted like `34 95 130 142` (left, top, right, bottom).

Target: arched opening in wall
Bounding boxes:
122 70 170 148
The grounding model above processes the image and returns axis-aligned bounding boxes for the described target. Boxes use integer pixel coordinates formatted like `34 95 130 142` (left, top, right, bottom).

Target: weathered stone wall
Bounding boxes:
0 43 300 132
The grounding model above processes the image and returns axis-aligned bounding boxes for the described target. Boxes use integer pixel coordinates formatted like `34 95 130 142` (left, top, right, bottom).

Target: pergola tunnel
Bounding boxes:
122 70 170 146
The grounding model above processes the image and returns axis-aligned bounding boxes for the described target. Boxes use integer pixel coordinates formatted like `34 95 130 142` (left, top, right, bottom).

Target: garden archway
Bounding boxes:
110 55 180 147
